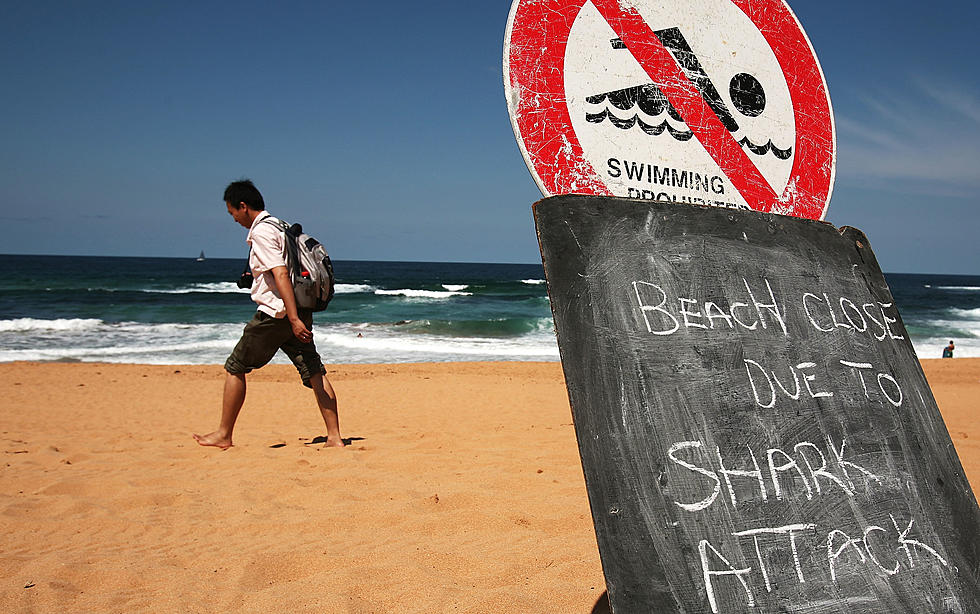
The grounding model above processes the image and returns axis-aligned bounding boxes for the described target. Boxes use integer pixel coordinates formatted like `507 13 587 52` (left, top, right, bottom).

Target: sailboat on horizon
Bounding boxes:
196 250 206 262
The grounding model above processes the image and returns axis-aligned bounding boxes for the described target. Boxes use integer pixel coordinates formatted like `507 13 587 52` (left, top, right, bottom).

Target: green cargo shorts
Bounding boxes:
224 311 326 388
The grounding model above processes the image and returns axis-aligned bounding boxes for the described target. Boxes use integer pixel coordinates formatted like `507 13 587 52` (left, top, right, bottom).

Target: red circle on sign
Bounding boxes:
504 0 836 220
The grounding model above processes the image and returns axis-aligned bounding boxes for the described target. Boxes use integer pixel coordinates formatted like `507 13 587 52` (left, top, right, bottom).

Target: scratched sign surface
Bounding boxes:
504 0 836 219
534 195 980 613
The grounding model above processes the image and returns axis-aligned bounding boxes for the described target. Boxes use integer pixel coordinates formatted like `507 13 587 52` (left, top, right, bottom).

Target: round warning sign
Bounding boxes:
503 0 836 219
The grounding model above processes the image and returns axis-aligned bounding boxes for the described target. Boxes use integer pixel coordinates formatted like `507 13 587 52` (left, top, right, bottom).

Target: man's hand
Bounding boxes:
291 317 313 343
270 265 311 342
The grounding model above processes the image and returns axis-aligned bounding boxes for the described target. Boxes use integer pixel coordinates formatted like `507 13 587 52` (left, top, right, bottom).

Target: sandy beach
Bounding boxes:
1 358 977 612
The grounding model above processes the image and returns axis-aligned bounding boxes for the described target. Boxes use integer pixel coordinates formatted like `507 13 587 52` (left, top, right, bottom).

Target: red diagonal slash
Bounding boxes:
591 0 780 212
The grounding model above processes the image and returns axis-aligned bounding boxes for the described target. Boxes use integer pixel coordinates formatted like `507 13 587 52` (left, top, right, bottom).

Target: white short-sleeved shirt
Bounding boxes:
246 211 288 318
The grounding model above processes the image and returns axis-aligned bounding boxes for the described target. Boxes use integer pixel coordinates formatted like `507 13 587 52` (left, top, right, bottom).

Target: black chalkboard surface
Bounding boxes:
534 195 980 614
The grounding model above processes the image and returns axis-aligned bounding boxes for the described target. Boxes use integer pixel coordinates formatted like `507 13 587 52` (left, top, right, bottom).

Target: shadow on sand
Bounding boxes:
304 436 364 446
265 436 364 448
591 591 610 613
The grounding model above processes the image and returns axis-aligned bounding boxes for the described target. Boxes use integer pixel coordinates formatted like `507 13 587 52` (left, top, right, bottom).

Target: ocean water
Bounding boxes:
0 255 556 364
0 255 976 364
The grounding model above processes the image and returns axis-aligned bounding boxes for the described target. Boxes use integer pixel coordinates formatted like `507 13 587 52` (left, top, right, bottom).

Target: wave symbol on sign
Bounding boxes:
585 32 792 160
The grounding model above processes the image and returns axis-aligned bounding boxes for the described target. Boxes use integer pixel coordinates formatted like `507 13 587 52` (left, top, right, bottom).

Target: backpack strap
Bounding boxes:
258 215 290 232
245 216 289 270
256 215 303 279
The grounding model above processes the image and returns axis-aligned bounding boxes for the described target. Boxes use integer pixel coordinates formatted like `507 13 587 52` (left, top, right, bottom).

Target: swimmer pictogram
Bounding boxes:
585 33 793 161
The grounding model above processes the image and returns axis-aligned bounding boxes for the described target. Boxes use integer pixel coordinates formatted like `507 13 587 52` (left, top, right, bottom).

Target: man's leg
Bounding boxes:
309 372 345 448
196 312 288 449
193 371 247 449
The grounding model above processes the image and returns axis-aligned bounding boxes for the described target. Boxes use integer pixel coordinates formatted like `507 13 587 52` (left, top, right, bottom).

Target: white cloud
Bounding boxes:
835 77 980 196
915 75 980 125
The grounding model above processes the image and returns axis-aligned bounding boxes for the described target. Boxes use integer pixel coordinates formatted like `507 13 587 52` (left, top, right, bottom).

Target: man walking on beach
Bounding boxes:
194 179 345 449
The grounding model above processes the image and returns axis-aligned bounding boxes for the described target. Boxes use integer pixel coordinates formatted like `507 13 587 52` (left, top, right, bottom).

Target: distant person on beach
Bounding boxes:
943 340 955 358
193 179 345 449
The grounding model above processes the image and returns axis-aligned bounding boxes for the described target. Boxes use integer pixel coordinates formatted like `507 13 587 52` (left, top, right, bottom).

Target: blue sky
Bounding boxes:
1 1 977 273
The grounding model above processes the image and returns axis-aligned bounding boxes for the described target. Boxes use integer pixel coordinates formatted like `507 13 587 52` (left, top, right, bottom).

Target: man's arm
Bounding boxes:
271 265 312 341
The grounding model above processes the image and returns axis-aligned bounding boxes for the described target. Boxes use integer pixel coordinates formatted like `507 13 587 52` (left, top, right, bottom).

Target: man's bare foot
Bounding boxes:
193 432 233 449
324 437 346 449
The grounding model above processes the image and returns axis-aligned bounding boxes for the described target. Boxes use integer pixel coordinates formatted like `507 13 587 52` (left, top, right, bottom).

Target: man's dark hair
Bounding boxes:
223 179 265 211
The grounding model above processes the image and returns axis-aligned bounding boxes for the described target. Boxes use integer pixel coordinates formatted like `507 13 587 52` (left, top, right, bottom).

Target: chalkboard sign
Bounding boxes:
534 195 980 613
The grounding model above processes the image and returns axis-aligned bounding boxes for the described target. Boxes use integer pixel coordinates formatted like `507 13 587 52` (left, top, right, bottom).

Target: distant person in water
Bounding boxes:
943 341 955 358
193 179 344 449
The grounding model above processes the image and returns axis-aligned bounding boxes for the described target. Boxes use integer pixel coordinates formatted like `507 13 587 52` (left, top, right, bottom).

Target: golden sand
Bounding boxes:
0 359 976 612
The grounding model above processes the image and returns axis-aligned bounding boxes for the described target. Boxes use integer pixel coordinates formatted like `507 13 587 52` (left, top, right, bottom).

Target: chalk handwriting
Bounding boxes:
627 271 946 613
802 293 904 341
827 514 949 584
699 516 948 613
839 360 904 407
631 279 904 345
743 358 833 408
632 278 787 336
667 436 879 512
740 356 904 410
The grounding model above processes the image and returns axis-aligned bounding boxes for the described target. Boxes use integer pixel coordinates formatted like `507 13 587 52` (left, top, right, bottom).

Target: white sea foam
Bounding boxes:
151 281 383 295
0 318 560 365
936 286 980 291
150 282 248 294
912 337 980 360
335 283 376 294
906 305 980 359
0 320 242 364
522 279 546 285
7 313 975 363
152 281 381 296
375 288 472 299
949 307 980 320
441 284 470 292
0 318 103 332
316 323 559 363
